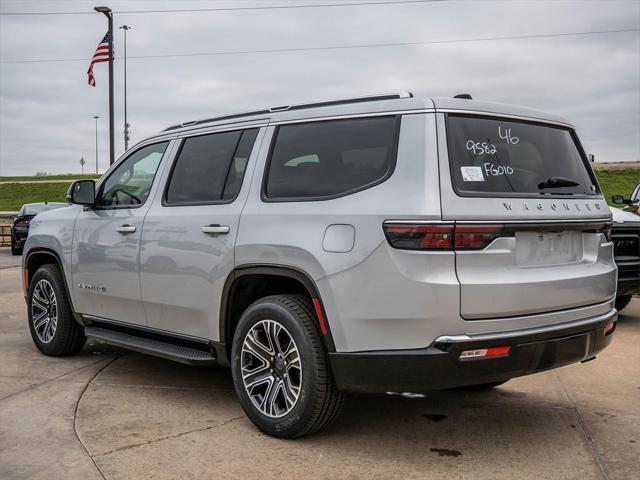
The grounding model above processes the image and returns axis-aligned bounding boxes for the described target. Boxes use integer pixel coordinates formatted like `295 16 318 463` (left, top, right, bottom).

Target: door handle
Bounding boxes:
115 224 136 234
201 224 230 235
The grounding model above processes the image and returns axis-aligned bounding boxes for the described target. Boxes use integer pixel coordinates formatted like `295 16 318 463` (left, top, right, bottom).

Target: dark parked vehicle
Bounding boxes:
610 207 640 312
11 202 67 255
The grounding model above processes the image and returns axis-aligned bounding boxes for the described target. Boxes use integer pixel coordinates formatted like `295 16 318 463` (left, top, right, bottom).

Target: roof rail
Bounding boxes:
162 92 413 132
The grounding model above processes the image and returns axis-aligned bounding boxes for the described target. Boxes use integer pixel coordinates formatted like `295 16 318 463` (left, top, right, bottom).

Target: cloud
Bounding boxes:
0 0 638 175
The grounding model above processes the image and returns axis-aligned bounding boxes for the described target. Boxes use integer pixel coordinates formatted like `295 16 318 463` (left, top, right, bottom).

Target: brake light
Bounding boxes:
383 223 503 251
383 224 454 250
454 225 504 250
459 346 511 360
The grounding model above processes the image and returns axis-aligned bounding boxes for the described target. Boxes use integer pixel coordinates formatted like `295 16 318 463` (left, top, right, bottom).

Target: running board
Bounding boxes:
85 326 218 366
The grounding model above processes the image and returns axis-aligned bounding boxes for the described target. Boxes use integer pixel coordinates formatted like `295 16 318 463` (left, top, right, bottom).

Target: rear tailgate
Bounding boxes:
437 112 616 319
454 221 614 318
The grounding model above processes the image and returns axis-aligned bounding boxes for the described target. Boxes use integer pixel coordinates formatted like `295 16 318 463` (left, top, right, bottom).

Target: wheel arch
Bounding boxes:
24 248 77 314
219 264 336 365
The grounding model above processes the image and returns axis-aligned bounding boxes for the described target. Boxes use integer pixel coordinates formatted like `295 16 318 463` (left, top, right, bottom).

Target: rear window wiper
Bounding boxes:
538 176 581 189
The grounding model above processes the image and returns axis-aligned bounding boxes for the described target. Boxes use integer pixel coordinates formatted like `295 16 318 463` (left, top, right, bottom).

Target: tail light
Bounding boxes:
454 225 504 250
13 219 29 228
383 224 453 250
383 223 503 251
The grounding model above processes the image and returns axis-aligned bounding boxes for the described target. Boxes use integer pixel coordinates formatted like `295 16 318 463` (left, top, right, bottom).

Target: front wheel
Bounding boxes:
11 238 22 256
231 294 344 438
28 264 86 356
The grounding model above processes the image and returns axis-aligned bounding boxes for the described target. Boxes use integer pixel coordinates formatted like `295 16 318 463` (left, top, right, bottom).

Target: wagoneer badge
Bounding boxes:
503 201 603 212
77 283 106 293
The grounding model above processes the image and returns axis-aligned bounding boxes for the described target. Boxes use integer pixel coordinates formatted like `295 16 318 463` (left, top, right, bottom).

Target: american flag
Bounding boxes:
87 32 111 87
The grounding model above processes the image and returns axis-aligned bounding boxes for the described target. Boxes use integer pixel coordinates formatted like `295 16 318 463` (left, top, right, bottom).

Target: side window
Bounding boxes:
632 183 640 202
97 141 168 208
264 116 399 200
165 129 258 205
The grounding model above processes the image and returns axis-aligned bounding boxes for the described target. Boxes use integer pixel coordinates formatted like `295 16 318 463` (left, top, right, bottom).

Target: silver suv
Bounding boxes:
22 93 617 438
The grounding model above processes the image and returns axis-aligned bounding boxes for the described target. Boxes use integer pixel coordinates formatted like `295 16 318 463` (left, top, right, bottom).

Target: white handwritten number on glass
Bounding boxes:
466 140 497 155
498 126 519 145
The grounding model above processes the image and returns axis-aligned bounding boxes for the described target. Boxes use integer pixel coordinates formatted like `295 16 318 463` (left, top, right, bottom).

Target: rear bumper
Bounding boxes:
329 308 617 393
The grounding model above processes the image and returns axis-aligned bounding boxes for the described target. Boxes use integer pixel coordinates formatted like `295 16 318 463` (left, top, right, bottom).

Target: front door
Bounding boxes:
72 141 171 326
140 127 263 339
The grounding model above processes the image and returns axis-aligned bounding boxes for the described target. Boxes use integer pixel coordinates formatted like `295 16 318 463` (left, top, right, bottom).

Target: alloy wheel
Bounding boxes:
241 319 302 418
31 279 58 343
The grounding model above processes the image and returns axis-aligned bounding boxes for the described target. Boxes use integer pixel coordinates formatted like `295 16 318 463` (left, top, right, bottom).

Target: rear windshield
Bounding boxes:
446 115 598 196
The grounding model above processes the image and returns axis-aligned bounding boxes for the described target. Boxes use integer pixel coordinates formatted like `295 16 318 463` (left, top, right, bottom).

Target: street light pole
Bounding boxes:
119 24 132 152
94 6 115 165
93 115 100 174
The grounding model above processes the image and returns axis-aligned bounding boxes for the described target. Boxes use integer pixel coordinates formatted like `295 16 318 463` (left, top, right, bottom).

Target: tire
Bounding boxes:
615 295 632 312
231 294 344 438
459 380 508 391
27 264 86 356
11 238 22 256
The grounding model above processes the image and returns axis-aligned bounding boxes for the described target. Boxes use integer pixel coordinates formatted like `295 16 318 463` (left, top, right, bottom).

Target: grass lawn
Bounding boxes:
596 169 639 206
0 170 638 212
0 182 73 211
0 174 101 183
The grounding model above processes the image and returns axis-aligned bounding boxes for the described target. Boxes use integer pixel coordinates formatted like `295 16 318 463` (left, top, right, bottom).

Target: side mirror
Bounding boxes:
66 180 96 206
612 194 631 205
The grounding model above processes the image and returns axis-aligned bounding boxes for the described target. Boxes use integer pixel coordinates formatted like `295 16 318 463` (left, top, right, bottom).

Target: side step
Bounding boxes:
85 327 217 366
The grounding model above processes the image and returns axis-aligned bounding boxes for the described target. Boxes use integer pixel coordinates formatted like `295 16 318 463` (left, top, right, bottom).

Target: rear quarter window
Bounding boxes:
446 114 599 197
264 116 400 201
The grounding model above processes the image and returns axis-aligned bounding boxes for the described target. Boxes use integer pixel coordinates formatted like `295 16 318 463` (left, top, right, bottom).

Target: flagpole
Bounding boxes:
94 6 115 166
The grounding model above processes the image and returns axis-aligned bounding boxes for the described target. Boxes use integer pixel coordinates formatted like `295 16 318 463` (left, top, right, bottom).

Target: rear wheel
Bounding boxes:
231 294 344 438
615 295 632 312
28 264 86 356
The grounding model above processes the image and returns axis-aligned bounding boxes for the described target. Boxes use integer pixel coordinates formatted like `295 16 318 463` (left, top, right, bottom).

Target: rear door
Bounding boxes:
140 126 263 339
438 113 615 319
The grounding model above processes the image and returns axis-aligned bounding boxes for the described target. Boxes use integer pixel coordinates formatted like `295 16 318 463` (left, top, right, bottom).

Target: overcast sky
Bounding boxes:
0 0 639 176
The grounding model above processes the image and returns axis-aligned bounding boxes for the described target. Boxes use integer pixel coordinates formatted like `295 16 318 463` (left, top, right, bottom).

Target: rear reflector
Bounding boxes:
604 320 616 335
459 346 511 360
312 298 328 336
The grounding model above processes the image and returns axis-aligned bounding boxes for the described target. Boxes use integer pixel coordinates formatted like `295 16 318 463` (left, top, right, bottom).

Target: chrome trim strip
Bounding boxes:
383 219 453 225
435 308 617 343
452 218 612 224
436 108 574 128
383 218 612 225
